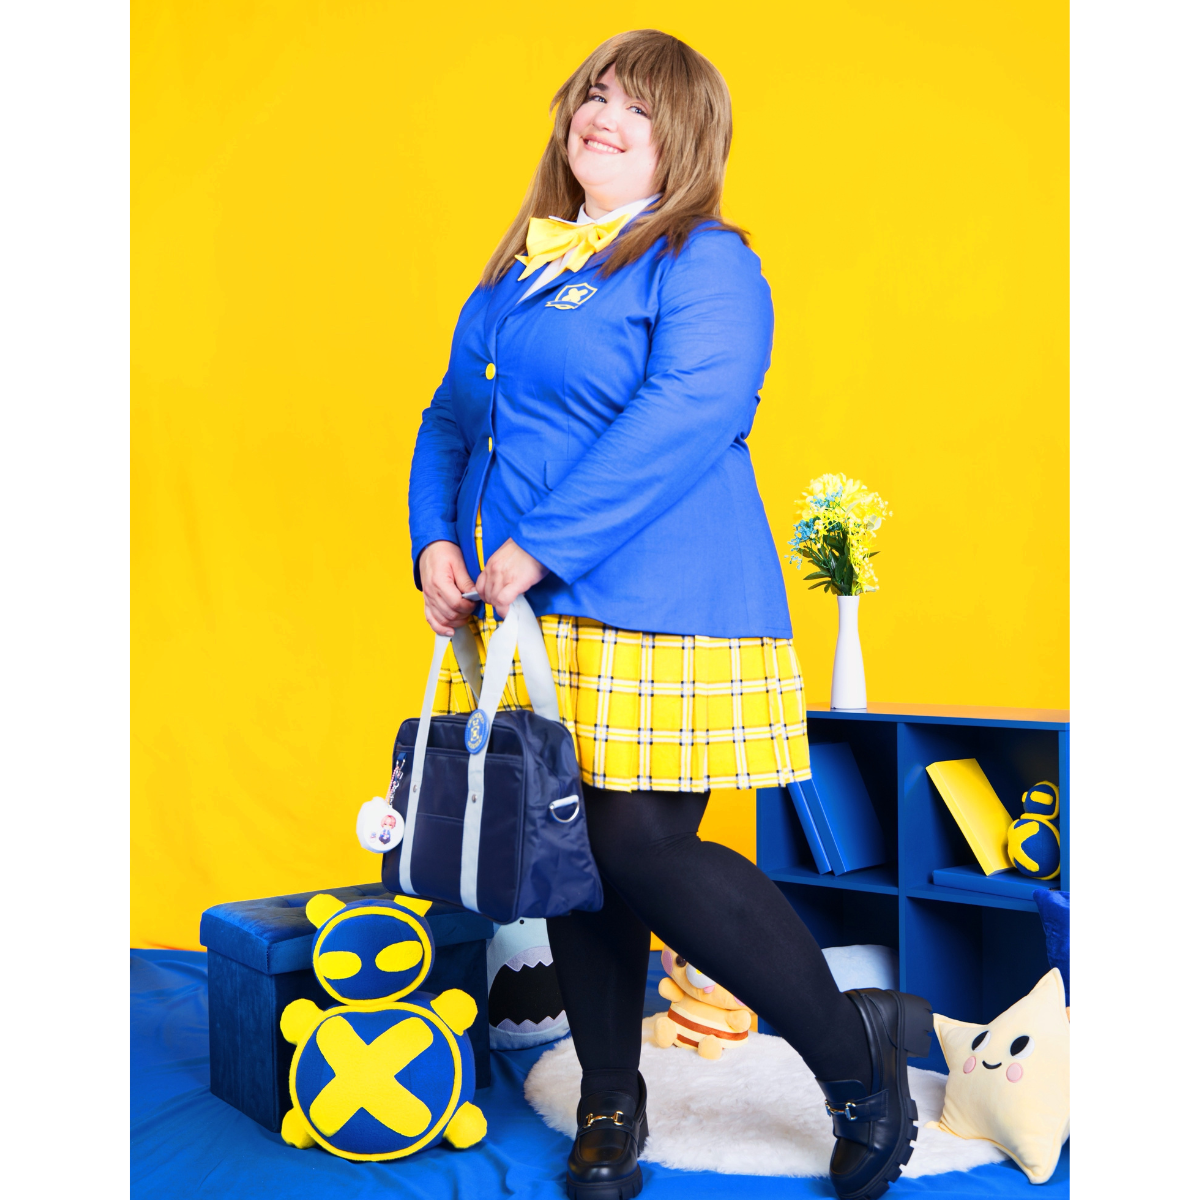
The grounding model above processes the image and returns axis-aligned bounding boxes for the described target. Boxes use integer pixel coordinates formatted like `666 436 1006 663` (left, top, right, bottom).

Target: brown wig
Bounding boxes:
480 29 748 286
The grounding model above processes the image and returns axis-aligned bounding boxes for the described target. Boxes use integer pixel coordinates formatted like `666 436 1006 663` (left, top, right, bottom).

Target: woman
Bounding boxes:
409 30 930 1200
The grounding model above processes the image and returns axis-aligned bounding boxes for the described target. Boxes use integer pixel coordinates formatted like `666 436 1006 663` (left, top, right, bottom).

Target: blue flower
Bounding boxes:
810 488 842 509
793 519 818 543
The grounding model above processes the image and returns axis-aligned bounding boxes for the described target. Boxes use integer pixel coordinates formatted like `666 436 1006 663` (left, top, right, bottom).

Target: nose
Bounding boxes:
590 103 620 134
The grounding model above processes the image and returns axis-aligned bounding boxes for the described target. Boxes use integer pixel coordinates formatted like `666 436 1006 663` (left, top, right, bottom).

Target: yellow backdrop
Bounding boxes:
132 1 1067 948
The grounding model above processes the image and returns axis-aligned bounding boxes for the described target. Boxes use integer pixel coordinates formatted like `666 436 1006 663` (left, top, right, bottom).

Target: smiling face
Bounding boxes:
567 66 659 217
961 1027 1038 1082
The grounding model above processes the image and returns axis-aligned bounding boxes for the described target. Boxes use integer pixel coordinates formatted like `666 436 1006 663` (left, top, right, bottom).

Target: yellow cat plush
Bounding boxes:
651 947 753 1060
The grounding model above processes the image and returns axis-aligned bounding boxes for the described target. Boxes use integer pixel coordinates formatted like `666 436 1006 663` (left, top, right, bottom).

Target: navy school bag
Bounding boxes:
382 595 604 923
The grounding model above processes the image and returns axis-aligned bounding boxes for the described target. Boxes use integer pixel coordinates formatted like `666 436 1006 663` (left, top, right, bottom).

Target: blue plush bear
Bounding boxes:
1007 782 1061 880
278 893 486 1161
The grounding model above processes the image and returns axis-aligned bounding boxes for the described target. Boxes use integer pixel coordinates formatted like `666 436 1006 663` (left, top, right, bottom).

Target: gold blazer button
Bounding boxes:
485 363 496 380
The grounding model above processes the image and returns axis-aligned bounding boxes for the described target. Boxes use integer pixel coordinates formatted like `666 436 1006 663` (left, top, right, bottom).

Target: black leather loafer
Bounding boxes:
564 1071 649 1200
817 989 933 1200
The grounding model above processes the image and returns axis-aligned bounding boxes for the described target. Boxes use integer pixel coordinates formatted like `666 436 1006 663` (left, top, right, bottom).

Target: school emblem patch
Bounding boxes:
546 282 597 310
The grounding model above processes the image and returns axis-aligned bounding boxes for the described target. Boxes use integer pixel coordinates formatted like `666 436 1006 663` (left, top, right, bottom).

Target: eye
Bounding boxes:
971 1030 991 1052
375 941 423 972
1010 1035 1035 1059
630 104 649 118
675 955 687 967
586 92 606 104
316 950 361 980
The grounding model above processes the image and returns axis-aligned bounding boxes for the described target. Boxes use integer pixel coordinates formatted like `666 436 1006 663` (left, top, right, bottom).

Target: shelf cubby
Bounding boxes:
758 704 1069 1073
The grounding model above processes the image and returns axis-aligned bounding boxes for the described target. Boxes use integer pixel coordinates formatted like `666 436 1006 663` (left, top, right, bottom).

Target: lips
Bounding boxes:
582 136 623 154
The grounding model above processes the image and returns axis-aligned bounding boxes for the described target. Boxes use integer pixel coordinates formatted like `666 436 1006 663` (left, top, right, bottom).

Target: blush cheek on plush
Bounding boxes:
1006 1063 1023 1082
963 1056 976 1073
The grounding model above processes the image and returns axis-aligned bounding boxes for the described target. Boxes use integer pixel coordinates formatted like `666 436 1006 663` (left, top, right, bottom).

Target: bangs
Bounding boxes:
602 38 692 122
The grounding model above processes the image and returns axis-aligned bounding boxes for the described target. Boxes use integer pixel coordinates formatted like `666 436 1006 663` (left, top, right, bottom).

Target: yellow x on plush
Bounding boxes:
310 1015 434 1137
931 968 1070 1184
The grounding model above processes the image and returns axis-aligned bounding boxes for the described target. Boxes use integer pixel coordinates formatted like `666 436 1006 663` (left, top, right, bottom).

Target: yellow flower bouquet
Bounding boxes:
788 473 892 596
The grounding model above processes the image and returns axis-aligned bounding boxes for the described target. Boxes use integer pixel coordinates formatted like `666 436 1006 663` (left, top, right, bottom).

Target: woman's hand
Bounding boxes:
477 538 549 618
418 540 477 635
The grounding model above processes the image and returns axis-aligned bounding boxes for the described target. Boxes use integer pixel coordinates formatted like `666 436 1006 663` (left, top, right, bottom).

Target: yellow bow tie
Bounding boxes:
515 212 635 283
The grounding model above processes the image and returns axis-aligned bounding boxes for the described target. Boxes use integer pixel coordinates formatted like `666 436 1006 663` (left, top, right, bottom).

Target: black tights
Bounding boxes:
547 785 871 1099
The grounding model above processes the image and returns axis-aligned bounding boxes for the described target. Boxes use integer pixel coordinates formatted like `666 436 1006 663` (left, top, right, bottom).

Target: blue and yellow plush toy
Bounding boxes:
278 893 487 1160
1007 782 1061 881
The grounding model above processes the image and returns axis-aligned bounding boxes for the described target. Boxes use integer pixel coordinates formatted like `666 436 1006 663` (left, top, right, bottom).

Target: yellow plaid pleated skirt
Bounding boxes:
433 613 812 793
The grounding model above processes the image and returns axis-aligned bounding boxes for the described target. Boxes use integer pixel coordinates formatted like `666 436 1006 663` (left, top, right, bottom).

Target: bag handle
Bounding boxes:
398 594 562 907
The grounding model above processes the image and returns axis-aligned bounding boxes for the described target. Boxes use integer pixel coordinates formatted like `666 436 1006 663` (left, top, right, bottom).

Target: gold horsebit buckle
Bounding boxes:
824 1100 859 1121
584 1111 626 1128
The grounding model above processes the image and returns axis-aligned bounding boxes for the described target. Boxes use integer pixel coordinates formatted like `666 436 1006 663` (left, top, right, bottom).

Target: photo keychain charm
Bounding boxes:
355 757 406 853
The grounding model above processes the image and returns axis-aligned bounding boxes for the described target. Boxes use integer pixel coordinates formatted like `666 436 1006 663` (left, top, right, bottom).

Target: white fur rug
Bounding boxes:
524 1018 1005 1179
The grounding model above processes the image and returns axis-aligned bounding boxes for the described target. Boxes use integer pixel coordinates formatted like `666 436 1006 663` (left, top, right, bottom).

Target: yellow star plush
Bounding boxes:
931 968 1069 1184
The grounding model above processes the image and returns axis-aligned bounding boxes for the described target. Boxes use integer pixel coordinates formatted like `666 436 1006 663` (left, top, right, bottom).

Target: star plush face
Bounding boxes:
660 948 745 1012
933 968 1070 1184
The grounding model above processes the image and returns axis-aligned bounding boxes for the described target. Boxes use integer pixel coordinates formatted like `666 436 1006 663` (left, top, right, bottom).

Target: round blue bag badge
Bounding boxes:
465 710 489 754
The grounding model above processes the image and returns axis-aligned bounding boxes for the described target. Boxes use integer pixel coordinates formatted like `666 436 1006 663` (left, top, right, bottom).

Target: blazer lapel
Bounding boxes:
484 207 653 350
483 217 644 353
482 261 526 359
514 264 585 309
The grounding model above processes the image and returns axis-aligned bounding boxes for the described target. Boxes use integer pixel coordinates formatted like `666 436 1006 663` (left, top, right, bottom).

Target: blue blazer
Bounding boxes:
408 224 793 638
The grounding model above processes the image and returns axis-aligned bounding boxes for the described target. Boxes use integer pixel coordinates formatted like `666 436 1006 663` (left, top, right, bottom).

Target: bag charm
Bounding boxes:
356 757 407 853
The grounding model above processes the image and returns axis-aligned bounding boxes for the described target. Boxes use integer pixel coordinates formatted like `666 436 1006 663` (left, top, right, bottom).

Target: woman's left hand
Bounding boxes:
477 538 549 617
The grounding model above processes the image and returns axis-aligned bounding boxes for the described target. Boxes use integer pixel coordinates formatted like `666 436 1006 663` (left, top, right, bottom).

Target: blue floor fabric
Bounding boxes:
132 950 1068 1199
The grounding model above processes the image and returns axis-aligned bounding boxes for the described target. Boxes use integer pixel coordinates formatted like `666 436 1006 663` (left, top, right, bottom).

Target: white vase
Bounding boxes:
831 595 868 710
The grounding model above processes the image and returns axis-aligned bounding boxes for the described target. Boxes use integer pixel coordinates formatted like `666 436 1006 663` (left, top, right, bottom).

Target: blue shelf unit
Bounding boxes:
757 703 1069 1073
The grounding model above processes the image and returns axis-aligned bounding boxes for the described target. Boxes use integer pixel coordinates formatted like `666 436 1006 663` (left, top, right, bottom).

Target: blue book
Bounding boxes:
785 780 833 873
807 743 889 875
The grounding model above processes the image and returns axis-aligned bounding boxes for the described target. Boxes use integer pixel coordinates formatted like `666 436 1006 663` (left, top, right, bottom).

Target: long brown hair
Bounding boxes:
481 30 748 286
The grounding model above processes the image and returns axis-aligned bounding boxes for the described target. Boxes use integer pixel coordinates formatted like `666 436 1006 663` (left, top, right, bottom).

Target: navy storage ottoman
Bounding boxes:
200 882 493 1132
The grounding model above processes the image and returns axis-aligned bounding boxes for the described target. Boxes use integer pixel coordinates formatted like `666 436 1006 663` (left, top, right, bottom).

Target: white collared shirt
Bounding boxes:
519 194 660 302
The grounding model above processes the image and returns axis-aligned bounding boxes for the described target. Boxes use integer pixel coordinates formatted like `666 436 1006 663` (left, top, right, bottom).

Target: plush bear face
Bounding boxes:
660 947 746 1011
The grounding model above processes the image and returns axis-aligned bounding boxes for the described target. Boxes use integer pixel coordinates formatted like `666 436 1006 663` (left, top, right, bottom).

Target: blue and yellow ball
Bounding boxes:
1021 781 1059 820
1007 814 1060 879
